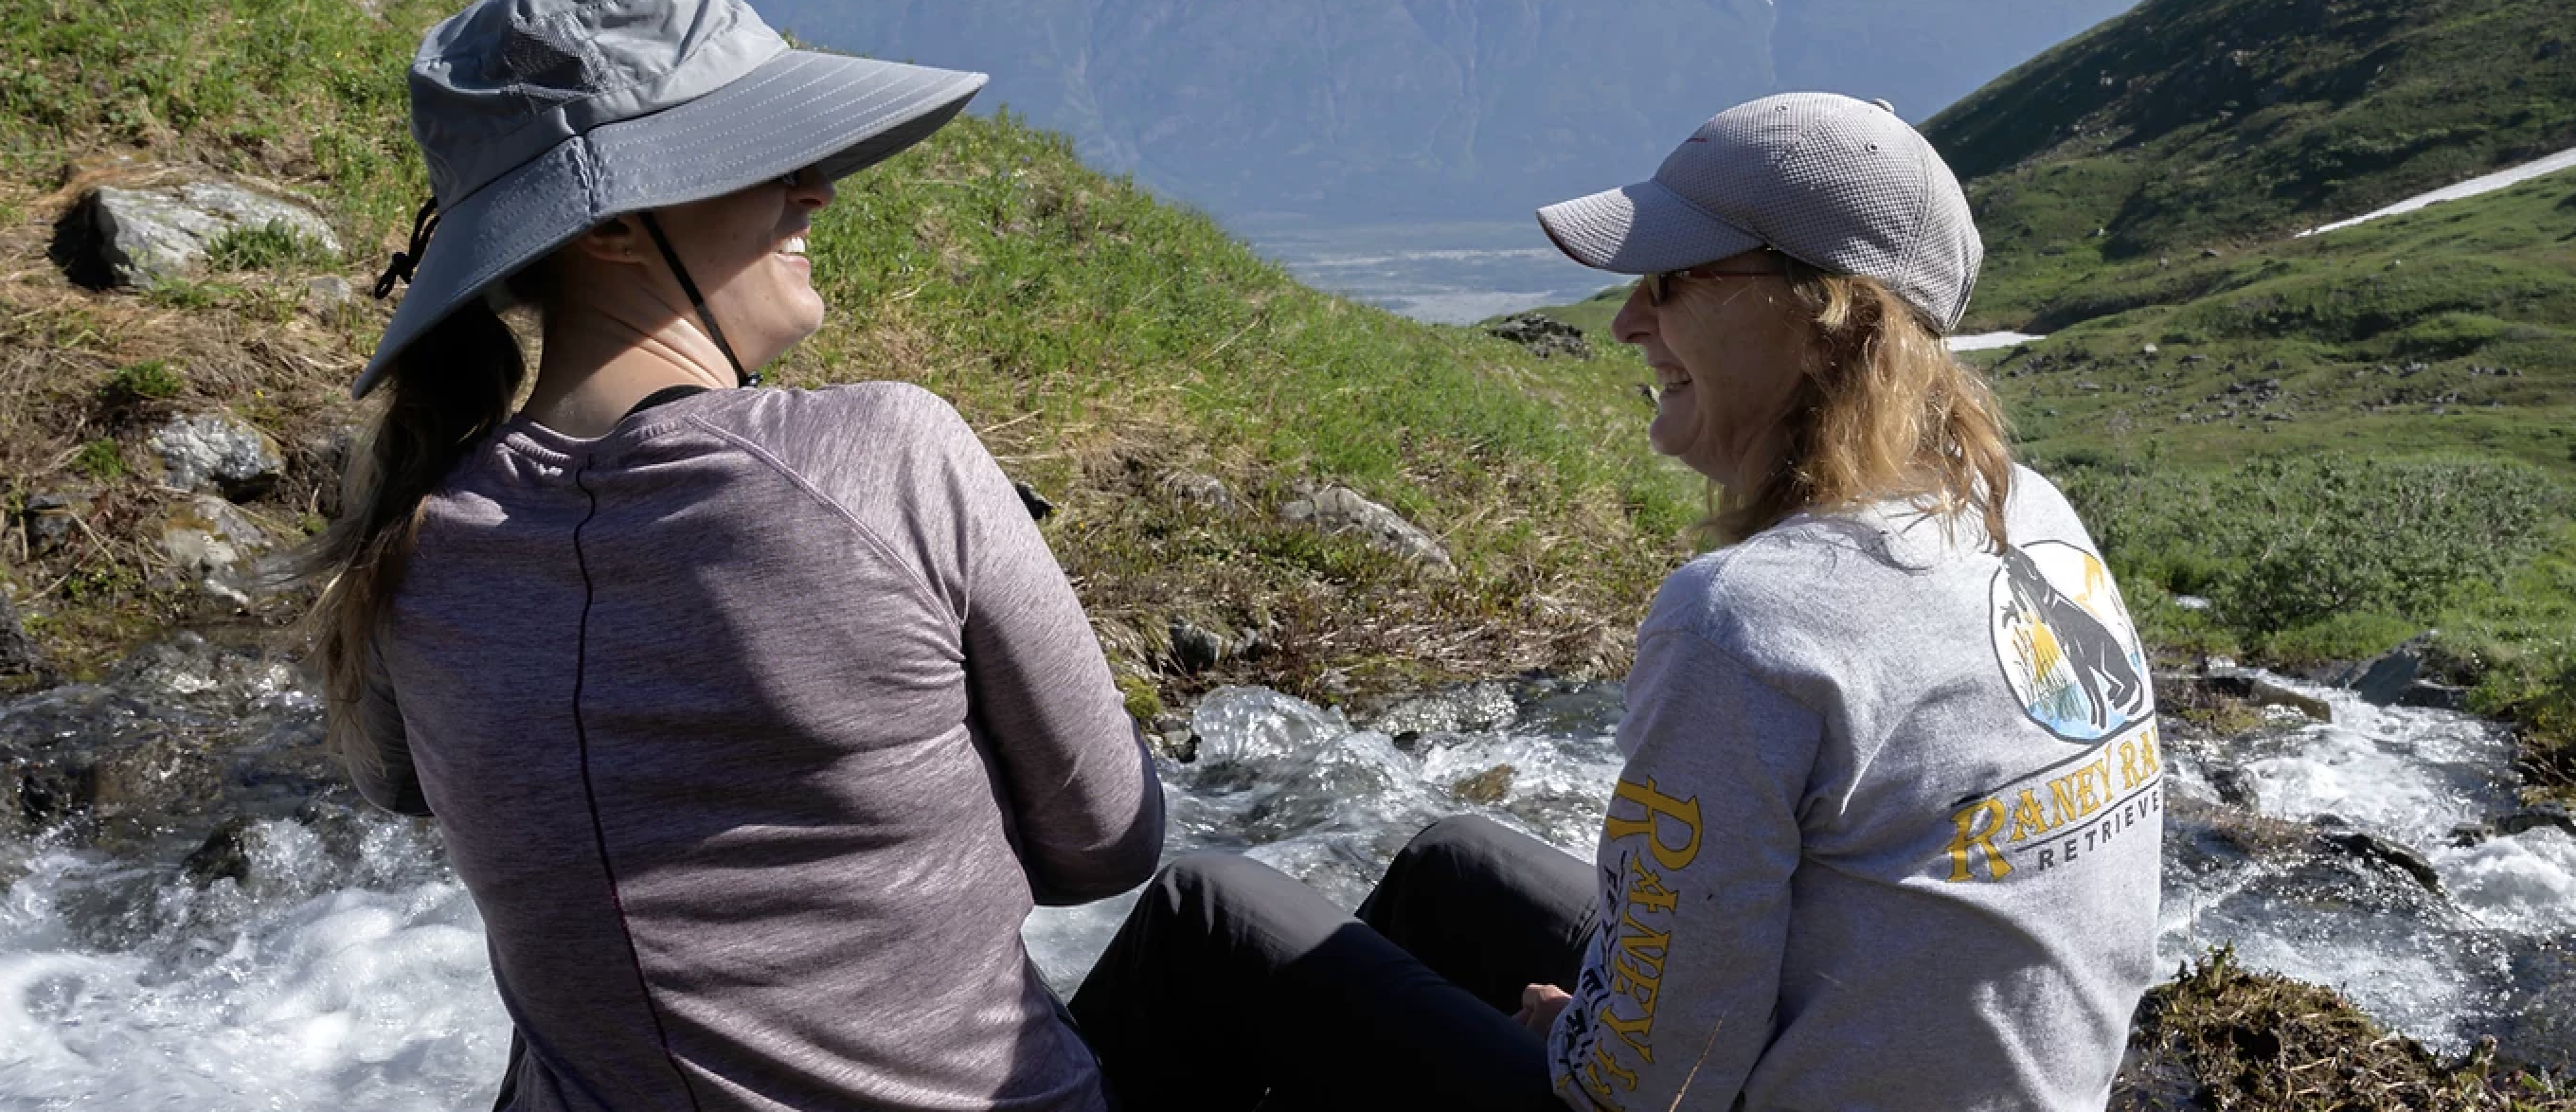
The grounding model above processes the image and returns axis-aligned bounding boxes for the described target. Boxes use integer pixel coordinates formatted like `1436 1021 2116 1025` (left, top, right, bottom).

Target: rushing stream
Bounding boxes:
1 637 2570 1108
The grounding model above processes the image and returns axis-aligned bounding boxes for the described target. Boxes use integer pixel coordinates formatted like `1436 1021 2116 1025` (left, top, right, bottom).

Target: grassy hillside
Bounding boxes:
1980 170 2576 473
0 0 1699 708
1923 0 2576 330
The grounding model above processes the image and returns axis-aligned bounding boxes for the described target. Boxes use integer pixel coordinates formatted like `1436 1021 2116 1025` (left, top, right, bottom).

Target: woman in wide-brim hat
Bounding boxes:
1068 93 2160 1112
303 1 1162 1108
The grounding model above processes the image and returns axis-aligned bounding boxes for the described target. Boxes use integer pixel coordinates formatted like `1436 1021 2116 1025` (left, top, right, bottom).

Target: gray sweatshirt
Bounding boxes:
354 383 1162 1112
1548 466 2163 1112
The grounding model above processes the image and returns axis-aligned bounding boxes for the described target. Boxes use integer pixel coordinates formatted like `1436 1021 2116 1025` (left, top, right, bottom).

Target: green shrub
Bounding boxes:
2060 455 2567 637
102 359 185 403
205 220 336 271
2394 312 2509 355
2258 611 2421 668
72 438 125 480
142 279 225 310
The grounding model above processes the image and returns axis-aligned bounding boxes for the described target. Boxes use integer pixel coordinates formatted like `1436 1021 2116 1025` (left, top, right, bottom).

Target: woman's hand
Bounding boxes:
1514 983 1572 1037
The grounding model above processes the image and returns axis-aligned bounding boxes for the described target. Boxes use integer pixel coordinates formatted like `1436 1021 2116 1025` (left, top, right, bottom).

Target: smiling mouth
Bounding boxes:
777 234 808 259
1652 364 1692 401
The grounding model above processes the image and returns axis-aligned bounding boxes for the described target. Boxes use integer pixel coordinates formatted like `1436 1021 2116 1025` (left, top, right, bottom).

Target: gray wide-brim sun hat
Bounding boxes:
1535 92 1982 332
354 0 987 399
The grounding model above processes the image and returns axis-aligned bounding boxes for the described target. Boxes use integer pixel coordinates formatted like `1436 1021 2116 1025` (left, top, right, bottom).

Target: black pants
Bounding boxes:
1069 815 1599 1112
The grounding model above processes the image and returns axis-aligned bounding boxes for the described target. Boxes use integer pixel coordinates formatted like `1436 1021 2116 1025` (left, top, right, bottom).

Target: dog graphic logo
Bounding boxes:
1988 541 2150 743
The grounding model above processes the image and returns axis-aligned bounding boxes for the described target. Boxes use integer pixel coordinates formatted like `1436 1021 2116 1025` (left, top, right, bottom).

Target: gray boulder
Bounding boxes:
70 179 339 288
1161 471 1234 513
1484 314 1593 360
1168 618 1226 674
20 491 91 556
2498 803 2576 839
2321 632 2465 709
157 496 276 610
151 413 285 500
1163 616 1270 675
1280 486 1453 571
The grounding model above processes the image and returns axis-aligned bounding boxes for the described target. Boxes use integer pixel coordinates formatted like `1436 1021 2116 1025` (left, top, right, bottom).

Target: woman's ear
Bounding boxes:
567 216 646 265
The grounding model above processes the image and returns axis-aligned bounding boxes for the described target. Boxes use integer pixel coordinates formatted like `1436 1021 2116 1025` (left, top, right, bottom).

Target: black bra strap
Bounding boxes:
637 210 759 388
623 384 711 422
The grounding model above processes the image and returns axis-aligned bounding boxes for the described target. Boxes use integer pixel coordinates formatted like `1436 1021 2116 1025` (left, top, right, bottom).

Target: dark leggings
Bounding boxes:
1068 815 1599 1112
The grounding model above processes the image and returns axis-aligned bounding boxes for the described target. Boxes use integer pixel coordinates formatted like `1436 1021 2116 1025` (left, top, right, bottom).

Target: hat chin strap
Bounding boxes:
637 210 760 388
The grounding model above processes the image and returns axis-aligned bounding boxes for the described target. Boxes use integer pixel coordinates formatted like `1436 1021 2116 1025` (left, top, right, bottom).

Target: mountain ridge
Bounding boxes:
1923 0 2576 328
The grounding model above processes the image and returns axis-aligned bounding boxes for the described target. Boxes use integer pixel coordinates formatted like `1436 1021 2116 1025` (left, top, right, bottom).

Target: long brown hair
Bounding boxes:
301 271 546 780
1697 262 2015 549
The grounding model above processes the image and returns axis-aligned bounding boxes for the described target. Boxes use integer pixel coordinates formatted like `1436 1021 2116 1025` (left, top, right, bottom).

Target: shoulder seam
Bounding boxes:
1637 623 1829 722
687 416 956 624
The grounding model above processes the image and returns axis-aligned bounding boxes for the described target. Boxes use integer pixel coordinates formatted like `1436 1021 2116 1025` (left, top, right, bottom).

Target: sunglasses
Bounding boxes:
1642 256 1789 306
774 167 810 188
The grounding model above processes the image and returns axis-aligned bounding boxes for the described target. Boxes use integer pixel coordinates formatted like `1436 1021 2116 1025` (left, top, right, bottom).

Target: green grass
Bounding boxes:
1925 0 2576 330
100 359 184 403
71 438 125 480
204 220 335 271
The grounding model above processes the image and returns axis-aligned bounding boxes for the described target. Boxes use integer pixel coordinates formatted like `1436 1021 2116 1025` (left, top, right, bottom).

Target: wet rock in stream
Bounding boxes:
0 634 335 852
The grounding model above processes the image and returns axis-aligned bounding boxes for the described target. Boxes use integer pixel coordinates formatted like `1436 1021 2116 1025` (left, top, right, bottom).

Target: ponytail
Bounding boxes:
301 281 535 780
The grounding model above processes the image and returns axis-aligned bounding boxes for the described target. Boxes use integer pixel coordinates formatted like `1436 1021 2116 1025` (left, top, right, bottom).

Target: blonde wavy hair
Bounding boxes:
1681 259 2015 549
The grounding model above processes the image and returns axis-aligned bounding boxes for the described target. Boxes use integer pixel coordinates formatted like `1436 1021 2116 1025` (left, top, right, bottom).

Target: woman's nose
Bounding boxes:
1612 282 1655 346
792 171 835 209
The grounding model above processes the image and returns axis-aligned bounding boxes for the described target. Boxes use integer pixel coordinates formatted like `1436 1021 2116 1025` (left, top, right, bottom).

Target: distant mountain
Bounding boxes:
1923 0 2576 327
760 0 2134 223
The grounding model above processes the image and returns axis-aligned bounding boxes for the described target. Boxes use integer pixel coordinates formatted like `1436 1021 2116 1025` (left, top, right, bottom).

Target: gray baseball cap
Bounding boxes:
353 0 987 399
1536 92 1981 332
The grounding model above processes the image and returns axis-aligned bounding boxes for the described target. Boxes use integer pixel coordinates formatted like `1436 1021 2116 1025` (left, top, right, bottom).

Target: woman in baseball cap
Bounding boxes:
301 2 1161 1109
1070 94 2159 1112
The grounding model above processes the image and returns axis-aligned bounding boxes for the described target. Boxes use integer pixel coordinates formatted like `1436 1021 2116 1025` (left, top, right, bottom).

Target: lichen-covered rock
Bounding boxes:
1161 471 1234 513
1168 618 1226 673
20 491 90 556
1280 486 1453 571
157 496 277 610
69 179 339 288
151 413 285 500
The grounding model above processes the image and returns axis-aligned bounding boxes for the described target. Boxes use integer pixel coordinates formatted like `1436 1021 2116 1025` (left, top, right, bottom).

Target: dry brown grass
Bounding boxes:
2122 951 2576 1111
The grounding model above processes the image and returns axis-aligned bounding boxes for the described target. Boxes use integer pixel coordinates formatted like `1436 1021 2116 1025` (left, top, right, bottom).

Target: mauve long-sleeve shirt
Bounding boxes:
350 383 1163 1112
